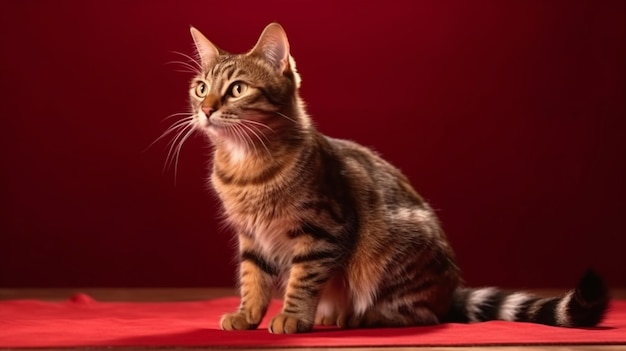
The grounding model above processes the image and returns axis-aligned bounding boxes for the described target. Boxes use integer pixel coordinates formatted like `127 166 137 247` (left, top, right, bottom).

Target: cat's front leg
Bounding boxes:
269 242 338 334
221 236 276 331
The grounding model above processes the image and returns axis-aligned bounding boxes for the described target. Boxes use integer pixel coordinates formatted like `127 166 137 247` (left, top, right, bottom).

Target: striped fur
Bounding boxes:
448 269 609 327
182 23 610 334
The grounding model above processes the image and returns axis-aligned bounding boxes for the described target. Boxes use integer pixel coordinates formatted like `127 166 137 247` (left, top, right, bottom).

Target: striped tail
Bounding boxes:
446 269 609 327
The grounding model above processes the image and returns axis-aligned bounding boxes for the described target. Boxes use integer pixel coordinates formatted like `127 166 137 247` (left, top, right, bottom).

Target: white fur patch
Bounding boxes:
251 219 297 267
498 292 531 321
413 209 431 221
467 288 497 322
316 299 334 321
225 142 247 163
197 111 209 125
395 208 413 221
393 208 431 222
353 290 375 317
556 292 572 327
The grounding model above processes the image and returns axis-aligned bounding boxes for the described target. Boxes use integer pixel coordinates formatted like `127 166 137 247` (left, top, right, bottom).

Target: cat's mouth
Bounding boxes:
206 114 241 131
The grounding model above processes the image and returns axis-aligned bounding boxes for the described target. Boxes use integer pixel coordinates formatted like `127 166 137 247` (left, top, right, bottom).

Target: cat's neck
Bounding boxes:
211 106 314 187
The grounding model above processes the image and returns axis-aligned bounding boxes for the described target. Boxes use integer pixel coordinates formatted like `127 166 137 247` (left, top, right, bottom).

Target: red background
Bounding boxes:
1 1 624 289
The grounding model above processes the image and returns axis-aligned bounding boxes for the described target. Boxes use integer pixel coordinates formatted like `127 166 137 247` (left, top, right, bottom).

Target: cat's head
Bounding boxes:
188 23 306 157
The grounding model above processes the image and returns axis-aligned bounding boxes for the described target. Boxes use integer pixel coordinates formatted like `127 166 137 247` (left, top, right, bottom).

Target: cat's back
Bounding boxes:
325 136 426 210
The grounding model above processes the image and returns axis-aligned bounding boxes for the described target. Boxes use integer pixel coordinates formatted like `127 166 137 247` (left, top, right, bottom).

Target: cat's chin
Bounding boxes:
206 114 272 147
205 124 229 140
204 124 248 150
200 116 226 137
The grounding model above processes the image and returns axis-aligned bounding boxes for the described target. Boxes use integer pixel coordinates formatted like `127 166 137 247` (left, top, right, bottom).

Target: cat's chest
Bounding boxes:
218 184 289 220
219 185 300 257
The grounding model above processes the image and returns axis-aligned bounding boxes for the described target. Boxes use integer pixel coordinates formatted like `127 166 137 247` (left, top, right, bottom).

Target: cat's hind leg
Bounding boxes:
325 297 440 328
314 273 350 326
358 302 440 327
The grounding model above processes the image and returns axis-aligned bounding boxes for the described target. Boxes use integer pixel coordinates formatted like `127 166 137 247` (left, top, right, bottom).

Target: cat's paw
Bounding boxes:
220 312 259 331
268 313 313 334
336 312 365 329
316 314 338 326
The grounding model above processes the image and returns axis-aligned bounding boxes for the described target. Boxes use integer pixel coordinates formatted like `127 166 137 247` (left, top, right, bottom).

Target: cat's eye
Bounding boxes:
228 82 248 98
195 81 209 98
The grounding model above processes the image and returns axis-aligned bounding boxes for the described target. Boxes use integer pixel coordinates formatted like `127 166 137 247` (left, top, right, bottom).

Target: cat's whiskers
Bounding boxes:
173 69 200 74
166 60 201 75
238 121 272 157
164 122 196 179
162 112 194 122
215 118 273 159
275 111 298 124
170 51 202 70
226 123 258 163
243 121 273 147
241 119 275 133
143 116 194 153
171 124 197 184
162 117 194 139
224 120 261 156
163 122 192 170
229 122 254 152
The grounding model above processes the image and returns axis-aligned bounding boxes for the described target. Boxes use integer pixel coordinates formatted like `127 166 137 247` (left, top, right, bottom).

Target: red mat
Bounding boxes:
1 294 625 348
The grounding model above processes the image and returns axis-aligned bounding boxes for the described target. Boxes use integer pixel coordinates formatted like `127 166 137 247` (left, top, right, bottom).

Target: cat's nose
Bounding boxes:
202 107 215 116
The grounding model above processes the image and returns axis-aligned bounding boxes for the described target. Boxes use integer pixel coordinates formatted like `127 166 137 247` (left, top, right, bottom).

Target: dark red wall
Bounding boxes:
1 1 624 288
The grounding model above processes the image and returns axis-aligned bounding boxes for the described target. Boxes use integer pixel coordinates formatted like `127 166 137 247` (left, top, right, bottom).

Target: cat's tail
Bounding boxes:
445 269 609 327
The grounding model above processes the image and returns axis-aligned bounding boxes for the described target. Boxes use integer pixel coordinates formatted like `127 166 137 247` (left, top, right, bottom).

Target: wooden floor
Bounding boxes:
2 288 625 351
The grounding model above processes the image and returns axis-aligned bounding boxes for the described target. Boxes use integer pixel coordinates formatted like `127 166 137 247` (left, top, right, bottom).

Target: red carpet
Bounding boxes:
1 294 625 348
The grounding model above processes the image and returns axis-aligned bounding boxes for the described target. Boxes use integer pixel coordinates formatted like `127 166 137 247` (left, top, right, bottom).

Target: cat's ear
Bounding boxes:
249 23 291 73
190 26 220 67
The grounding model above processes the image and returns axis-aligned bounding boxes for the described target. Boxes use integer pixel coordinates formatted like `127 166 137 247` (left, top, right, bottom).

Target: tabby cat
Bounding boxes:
180 23 609 334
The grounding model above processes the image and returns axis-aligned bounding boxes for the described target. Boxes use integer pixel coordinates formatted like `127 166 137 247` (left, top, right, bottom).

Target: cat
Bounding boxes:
179 22 609 334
